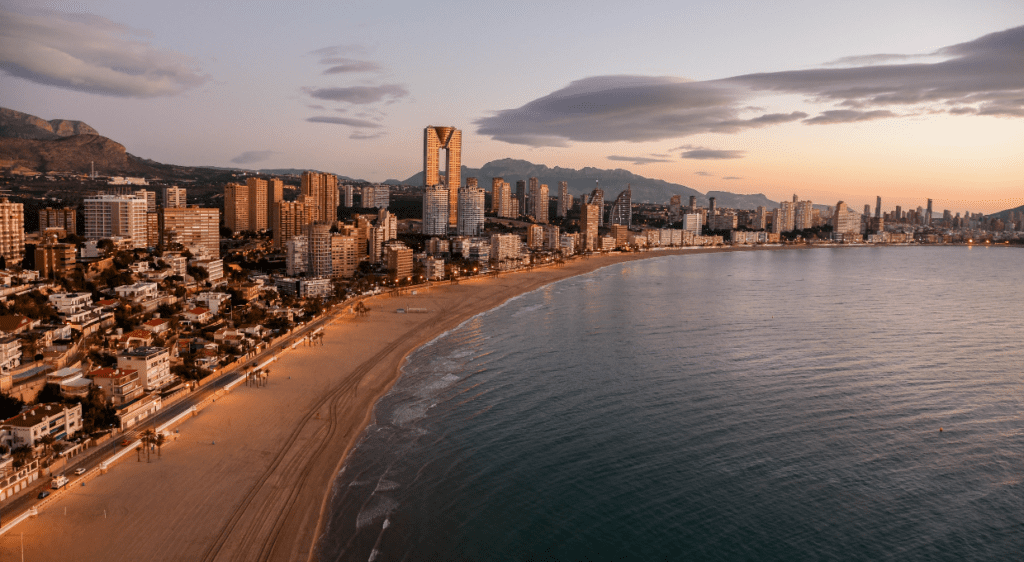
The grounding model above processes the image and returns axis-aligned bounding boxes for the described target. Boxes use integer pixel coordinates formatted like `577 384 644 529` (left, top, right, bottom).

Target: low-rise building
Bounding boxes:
142 317 171 335
118 346 172 391
115 393 162 430
195 292 232 314
48 293 93 314
181 307 213 325
0 336 21 373
1 403 83 449
90 367 144 406
0 315 37 335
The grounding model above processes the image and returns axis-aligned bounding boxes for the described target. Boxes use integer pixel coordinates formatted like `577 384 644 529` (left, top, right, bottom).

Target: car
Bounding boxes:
37 491 50 499
74 468 86 476
120 438 130 446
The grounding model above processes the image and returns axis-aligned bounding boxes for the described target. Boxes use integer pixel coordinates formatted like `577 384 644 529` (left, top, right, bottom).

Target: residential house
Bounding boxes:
0 403 83 449
181 307 212 325
117 346 172 391
89 367 144 406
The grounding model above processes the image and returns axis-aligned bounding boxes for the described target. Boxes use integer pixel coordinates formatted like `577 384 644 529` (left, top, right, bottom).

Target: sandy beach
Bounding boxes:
0 247 769 561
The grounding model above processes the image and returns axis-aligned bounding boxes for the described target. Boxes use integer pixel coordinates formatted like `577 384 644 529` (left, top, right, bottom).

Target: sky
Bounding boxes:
1 0 1022 213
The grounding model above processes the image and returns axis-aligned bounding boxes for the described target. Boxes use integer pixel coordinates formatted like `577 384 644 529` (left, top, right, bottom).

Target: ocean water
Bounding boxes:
316 246 1023 561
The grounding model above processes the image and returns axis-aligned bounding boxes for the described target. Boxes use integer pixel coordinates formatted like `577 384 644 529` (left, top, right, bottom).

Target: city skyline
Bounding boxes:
0 1 1021 213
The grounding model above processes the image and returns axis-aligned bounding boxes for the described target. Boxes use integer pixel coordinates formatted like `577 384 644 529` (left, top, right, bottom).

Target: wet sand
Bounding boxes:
0 247 773 561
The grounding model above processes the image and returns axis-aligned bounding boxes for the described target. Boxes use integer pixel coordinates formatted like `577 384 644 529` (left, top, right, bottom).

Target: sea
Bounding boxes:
315 246 1023 561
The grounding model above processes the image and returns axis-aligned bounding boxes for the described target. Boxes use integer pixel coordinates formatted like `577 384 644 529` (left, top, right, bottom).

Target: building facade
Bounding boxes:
424 126 462 226
83 194 147 248
160 206 220 258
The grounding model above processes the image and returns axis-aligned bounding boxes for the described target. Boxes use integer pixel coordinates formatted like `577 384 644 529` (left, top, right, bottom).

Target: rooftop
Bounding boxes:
4 403 77 428
120 346 168 358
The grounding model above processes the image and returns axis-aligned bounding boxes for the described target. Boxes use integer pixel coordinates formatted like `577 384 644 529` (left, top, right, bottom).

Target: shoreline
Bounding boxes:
0 245 808 561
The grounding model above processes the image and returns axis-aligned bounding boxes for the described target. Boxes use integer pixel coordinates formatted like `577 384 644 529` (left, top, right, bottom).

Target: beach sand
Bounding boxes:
0 248 766 561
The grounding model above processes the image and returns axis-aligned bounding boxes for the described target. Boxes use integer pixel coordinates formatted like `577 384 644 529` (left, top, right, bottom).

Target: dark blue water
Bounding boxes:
316 246 1023 561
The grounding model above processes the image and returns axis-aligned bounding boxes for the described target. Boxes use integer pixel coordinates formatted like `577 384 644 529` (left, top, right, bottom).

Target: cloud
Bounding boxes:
607 155 671 165
694 171 714 177
322 59 381 74
303 84 408 104
230 150 279 164
475 25 1024 145
803 109 897 125
350 131 386 140
306 116 382 128
722 176 743 180
0 7 209 97
681 149 745 160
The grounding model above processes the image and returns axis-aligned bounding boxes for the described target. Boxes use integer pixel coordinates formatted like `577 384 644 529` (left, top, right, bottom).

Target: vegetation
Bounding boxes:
0 393 25 419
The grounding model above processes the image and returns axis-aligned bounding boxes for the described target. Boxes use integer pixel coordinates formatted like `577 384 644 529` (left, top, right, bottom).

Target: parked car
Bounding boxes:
74 468 86 475
37 491 50 499
120 438 130 446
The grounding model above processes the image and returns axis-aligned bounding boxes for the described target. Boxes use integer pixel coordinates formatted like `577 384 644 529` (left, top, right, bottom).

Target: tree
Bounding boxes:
0 393 25 419
141 428 156 462
12 445 32 468
38 434 56 459
155 433 166 458
35 383 63 405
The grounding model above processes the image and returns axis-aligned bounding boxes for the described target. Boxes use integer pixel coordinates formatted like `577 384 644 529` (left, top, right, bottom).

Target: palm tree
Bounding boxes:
155 433 166 458
37 435 55 460
136 445 142 462
140 429 156 463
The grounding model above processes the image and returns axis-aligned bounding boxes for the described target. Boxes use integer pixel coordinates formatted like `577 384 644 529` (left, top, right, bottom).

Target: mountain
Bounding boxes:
395 158 780 208
0 107 99 140
988 204 1024 220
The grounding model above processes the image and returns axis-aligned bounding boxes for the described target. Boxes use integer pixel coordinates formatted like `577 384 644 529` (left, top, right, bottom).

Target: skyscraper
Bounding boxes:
589 184 605 227
341 184 355 208
224 183 249 233
609 187 632 228
458 185 486 236
794 200 813 230
708 197 717 216
497 181 512 219
301 171 339 223
275 199 313 250
159 206 220 258
306 223 333 278
163 186 187 208
39 208 76 234
530 181 548 223
515 180 526 217
557 181 570 218
926 199 933 225
0 198 25 264
267 178 283 231
490 178 503 213
84 194 148 248
422 185 450 236
424 126 462 226
875 196 882 218
246 177 268 231
580 201 599 251
689 195 697 213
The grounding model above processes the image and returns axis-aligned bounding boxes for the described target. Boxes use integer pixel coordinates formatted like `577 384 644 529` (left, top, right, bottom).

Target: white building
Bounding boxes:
286 235 308 276
1 403 82 448
490 233 520 262
117 346 173 391
457 186 485 236
682 213 702 236
114 282 159 303
84 194 148 249
195 292 232 314
422 186 449 236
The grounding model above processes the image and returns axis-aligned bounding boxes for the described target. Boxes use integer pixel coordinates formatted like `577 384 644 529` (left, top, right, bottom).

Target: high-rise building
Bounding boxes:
875 196 882 219
772 201 796 234
689 195 697 213
925 199 933 225
458 185 486 236
490 178 504 213
752 206 767 230
39 208 76 235
682 213 702 236
496 181 512 219
580 201 600 251
490 233 520 262
422 185 449 236
558 181 570 218
163 186 187 208
527 224 544 248
610 224 629 249
794 200 814 230
0 198 25 265
708 197 717 217
160 206 220 258
609 187 632 228
301 171 339 223
246 177 268 231
275 199 313 250
588 185 605 227
331 234 358 278
341 184 355 208
377 208 397 242
267 178 283 230
84 194 147 248
224 183 249 233
527 178 539 220
134 190 156 213
668 195 682 223
531 182 549 223
35 235 76 279
832 201 862 237
386 242 413 283
423 126 462 226
515 180 526 217
285 236 307 276
306 223 333 278
863 204 871 217
361 185 390 209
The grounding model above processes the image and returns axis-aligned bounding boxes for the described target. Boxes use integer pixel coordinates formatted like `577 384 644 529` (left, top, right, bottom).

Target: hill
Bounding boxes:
390 158 780 208
0 107 99 140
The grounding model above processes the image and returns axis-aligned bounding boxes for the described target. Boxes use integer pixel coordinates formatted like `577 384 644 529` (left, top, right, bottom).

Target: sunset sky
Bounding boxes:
1 0 1021 213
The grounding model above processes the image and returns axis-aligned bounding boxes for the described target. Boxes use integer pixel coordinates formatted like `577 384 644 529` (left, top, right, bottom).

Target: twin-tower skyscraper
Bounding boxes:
424 126 462 226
